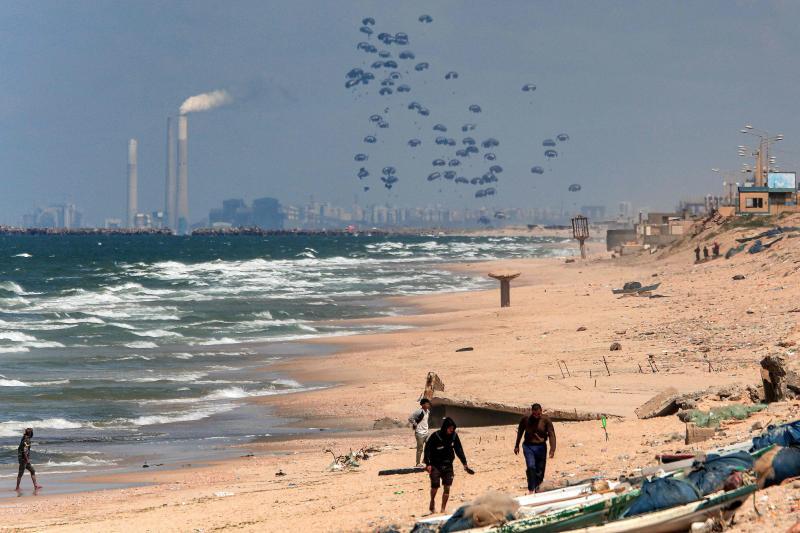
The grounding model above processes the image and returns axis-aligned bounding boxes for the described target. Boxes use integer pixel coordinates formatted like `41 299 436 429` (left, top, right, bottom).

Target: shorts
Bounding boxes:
18 461 35 476
429 465 454 488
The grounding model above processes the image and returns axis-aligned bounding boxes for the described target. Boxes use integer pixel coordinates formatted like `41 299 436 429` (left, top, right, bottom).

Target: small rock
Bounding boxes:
793 480 800 489
576 326 587 332
455 346 474 352
751 421 764 432
614 330 627 335
610 342 622 351
565 258 575 263
778 340 797 348
746 309 754 314
733 274 746 280
276 470 286 477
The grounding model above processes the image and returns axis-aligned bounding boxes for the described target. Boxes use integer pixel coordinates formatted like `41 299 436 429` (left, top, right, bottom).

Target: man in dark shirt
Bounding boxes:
423 417 470 513
15 428 41 491
514 403 556 493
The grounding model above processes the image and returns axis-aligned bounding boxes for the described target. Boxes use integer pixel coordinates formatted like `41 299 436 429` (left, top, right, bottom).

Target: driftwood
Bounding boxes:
378 466 425 476
431 395 619 421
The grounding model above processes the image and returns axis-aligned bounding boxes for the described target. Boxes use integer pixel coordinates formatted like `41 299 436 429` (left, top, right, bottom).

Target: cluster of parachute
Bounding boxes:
345 14 579 199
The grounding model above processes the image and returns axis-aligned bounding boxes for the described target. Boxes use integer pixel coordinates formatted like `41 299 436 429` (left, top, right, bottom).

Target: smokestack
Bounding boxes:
127 139 138 228
176 114 189 234
164 117 177 231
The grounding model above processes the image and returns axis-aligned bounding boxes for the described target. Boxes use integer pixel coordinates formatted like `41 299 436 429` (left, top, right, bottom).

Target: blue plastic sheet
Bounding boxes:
752 420 800 450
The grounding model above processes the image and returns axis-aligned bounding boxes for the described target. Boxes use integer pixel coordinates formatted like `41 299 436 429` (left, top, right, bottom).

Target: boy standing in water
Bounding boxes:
15 428 41 491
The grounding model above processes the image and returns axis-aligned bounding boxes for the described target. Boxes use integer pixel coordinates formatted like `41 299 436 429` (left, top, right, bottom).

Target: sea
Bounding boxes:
0 233 572 491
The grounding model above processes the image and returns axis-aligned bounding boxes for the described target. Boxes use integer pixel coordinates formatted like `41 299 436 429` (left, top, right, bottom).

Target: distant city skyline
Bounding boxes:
4 2 800 226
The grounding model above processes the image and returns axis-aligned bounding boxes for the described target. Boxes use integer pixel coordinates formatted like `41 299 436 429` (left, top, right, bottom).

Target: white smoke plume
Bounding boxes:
179 89 233 114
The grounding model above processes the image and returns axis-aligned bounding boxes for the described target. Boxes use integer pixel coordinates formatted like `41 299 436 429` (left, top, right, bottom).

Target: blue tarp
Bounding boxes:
752 420 800 450
748 240 764 254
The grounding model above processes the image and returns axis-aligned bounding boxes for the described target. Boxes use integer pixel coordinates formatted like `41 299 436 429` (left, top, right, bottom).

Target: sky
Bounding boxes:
3 0 800 226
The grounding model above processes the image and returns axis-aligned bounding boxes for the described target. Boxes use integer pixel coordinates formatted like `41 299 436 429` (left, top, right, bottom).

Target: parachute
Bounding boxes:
544 149 558 159
568 183 581 192
522 83 537 92
542 139 556 147
530 166 544 175
556 133 570 142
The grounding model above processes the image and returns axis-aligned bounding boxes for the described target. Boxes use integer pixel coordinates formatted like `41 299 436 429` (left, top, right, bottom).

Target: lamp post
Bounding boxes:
739 125 783 186
712 168 739 206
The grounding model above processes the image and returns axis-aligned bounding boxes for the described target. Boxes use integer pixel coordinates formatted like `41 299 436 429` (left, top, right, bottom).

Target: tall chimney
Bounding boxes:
164 117 177 231
176 114 189 234
127 138 138 228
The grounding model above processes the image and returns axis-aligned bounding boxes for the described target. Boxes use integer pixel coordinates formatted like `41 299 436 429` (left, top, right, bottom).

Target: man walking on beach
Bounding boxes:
703 245 709 260
15 428 41 491
424 417 471 513
409 398 431 466
514 404 556 494
694 245 701 263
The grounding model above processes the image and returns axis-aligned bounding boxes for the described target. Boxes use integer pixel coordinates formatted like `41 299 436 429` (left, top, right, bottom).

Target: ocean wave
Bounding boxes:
124 341 158 349
28 379 70 386
131 329 183 338
0 418 84 437
45 456 113 467
120 372 206 383
0 346 29 353
12 253 32 258
0 331 37 342
126 404 236 426
0 378 29 387
0 282 26 294
192 337 238 346
272 378 302 388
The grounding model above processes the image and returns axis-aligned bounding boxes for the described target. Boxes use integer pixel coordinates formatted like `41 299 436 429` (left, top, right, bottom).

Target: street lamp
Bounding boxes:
739 125 784 186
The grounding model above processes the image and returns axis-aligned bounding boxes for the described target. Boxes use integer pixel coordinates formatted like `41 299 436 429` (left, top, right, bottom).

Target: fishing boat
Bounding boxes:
412 483 610 531
573 484 755 533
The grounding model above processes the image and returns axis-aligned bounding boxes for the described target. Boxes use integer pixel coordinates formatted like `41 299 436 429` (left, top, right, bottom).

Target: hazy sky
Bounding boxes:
3 1 800 225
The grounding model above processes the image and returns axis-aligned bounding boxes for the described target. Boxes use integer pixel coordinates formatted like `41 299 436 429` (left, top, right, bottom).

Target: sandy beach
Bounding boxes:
4 218 800 532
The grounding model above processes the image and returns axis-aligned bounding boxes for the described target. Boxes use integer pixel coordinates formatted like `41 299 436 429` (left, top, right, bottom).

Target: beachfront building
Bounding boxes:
737 172 798 215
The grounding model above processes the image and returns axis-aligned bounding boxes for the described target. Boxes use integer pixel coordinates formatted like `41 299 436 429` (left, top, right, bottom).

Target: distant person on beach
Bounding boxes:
15 428 41 491
694 245 701 263
703 245 709 260
713 241 720 257
409 398 431 466
514 404 556 494
424 417 471 513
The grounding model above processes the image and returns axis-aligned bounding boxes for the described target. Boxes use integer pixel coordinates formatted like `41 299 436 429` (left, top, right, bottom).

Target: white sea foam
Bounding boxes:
0 418 84 437
0 282 26 294
272 378 302 388
124 341 158 349
193 337 238 346
127 404 235 426
0 331 37 342
12 253 31 258
132 329 183 338
0 378 29 387
0 346 29 353
45 456 113 467
28 379 70 386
